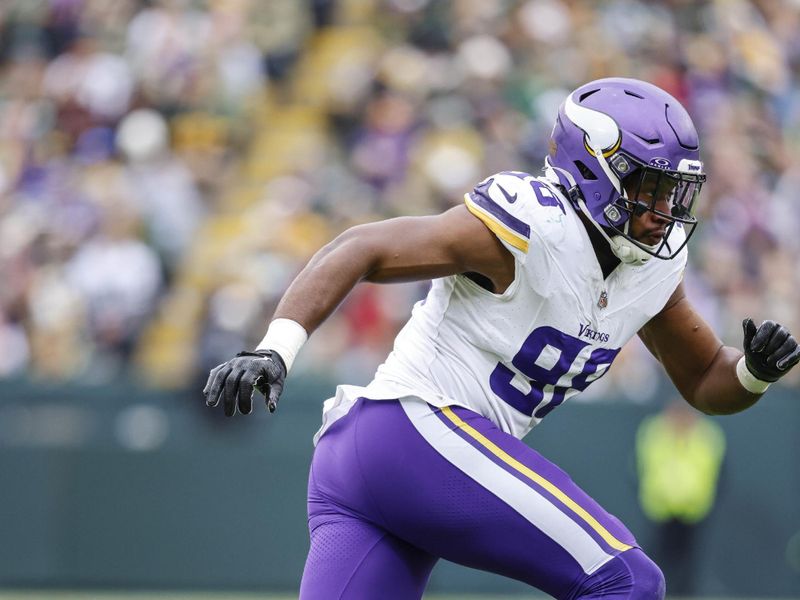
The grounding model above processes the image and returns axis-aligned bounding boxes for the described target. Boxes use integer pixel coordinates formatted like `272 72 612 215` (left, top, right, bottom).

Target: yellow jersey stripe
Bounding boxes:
464 194 529 253
440 406 633 553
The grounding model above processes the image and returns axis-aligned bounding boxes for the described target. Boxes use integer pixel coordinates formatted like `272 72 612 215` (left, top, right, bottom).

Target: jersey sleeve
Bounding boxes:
464 171 567 264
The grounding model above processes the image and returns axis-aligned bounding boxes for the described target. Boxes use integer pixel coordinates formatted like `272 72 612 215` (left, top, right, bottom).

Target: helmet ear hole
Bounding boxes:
573 160 597 180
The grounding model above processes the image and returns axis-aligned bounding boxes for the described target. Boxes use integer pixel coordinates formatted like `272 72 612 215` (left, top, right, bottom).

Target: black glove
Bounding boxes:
742 318 800 382
203 350 287 417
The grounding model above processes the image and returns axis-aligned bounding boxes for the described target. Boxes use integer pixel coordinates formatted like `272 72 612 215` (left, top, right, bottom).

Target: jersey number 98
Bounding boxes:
490 326 620 418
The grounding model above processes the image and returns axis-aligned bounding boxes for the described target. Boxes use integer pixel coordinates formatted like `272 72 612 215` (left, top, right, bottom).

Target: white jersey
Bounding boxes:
314 171 687 444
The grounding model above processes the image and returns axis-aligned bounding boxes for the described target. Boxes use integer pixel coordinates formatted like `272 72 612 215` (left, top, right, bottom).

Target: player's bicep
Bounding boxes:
638 283 724 405
361 205 515 288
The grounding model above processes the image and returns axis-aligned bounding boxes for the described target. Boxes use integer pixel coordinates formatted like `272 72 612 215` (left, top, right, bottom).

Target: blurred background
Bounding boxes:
1 0 799 597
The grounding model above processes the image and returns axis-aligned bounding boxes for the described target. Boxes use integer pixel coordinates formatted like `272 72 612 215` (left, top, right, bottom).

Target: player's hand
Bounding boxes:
203 350 287 416
742 318 800 382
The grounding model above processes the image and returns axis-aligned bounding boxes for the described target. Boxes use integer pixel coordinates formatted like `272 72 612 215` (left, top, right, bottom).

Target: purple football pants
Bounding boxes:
300 398 664 599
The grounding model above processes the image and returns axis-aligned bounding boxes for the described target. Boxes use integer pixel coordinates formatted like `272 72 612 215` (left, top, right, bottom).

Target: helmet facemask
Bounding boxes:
602 153 706 260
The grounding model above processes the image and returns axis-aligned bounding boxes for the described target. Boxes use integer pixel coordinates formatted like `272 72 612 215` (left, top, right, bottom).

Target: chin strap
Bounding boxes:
575 196 656 266
607 234 654 266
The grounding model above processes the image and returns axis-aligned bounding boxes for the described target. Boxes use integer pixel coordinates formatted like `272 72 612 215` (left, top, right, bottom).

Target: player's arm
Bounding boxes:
203 205 516 416
272 204 515 334
638 282 800 415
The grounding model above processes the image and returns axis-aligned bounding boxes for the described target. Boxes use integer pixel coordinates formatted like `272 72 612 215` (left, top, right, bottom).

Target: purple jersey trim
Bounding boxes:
468 183 531 240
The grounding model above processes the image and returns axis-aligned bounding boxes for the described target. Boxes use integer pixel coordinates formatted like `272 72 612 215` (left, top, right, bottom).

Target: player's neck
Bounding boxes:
576 210 621 279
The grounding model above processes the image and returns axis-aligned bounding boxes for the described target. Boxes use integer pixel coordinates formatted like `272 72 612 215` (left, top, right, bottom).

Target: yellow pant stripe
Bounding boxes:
440 406 633 553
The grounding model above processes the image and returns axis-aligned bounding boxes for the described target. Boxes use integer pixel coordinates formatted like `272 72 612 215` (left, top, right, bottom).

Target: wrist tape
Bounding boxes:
256 318 308 372
736 355 771 394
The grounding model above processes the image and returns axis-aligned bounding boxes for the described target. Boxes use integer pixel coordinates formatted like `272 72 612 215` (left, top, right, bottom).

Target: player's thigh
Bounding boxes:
349 398 641 599
299 514 436 600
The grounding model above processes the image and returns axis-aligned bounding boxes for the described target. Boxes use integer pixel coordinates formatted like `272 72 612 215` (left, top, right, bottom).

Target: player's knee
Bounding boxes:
577 549 665 600
623 549 665 599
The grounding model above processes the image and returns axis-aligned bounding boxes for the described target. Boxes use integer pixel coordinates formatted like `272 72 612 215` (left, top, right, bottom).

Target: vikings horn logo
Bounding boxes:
564 93 622 158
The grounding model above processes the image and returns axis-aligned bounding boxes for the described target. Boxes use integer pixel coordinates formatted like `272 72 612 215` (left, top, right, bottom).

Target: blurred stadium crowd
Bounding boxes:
2 0 800 399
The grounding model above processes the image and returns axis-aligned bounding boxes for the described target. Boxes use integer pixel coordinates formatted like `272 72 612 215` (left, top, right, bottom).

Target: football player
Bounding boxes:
203 78 799 599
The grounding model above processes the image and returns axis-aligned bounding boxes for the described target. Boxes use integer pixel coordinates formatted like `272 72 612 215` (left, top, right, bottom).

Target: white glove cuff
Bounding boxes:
256 318 308 373
736 355 771 394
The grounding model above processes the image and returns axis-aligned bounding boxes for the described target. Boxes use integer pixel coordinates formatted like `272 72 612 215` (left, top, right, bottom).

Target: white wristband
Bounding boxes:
256 318 308 373
736 356 771 394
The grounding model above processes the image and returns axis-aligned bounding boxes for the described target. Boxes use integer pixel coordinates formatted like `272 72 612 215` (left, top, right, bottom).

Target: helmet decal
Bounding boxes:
648 157 672 168
677 158 703 173
564 93 622 158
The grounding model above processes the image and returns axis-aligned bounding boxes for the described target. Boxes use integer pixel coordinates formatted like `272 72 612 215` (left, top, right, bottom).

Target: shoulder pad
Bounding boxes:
464 172 567 257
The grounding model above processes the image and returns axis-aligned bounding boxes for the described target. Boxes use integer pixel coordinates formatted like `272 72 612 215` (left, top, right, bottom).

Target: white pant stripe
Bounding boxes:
399 398 614 575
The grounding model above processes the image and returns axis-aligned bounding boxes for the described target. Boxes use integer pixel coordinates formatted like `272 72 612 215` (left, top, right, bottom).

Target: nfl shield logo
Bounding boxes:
598 290 608 309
